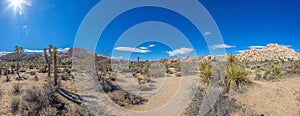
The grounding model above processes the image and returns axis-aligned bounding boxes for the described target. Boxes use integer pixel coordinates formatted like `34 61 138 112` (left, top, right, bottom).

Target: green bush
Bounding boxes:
199 61 213 87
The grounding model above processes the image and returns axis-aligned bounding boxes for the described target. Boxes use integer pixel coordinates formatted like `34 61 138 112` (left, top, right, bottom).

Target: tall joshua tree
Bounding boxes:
52 47 58 86
15 46 24 81
43 48 51 77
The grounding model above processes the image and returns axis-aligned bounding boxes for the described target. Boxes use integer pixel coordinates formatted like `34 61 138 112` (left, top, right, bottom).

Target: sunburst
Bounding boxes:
7 0 31 15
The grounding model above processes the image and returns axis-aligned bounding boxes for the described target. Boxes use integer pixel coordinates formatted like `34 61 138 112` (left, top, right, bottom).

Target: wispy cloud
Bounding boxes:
57 48 70 53
110 55 123 60
204 32 212 36
167 48 194 56
209 44 236 50
139 47 148 50
24 48 70 53
0 51 12 57
282 45 292 48
24 49 44 53
236 50 249 53
249 46 265 49
115 47 151 53
148 44 155 48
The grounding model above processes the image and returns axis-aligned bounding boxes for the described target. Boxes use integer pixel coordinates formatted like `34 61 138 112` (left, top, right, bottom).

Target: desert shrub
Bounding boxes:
39 106 58 116
61 73 69 81
199 61 213 87
11 97 21 115
226 65 249 90
163 62 172 74
21 83 62 115
39 67 47 73
175 72 182 77
57 68 63 73
72 105 94 116
182 61 199 76
174 62 181 72
255 72 262 80
29 65 34 69
5 75 11 82
0 89 3 98
12 83 22 95
34 75 39 81
63 68 71 75
19 69 26 72
223 55 249 94
149 62 165 78
263 62 283 80
137 77 143 84
30 71 36 76
109 72 116 81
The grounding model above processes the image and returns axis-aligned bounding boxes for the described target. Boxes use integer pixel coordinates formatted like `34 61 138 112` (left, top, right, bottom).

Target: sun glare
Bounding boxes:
7 0 31 15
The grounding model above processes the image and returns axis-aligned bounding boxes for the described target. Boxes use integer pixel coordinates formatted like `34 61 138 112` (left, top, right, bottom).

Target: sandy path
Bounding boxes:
131 76 181 111
234 77 300 116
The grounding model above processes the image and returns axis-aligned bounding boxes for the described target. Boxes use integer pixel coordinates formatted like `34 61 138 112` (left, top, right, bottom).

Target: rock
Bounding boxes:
237 43 300 62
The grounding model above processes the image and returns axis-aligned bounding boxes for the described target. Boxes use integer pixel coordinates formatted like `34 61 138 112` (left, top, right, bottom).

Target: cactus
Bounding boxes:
52 47 58 86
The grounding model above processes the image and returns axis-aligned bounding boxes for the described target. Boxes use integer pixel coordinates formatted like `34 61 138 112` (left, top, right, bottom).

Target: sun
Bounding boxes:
7 0 31 15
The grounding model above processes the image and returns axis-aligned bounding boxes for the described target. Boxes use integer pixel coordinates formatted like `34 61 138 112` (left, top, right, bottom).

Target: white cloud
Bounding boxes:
57 48 70 53
0 51 12 57
204 32 212 36
236 50 249 53
148 44 155 48
209 44 236 50
216 54 225 57
115 47 151 53
167 48 194 56
110 55 123 60
24 49 44 53
139 47 148 50
23 48 70 53
249 46 265 49
282 45 292 48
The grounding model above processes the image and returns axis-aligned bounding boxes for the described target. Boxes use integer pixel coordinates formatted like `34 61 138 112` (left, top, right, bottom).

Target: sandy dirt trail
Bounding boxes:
234 77 300 116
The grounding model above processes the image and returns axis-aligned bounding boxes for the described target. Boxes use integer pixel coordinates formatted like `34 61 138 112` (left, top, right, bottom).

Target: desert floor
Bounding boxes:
1 71 300 115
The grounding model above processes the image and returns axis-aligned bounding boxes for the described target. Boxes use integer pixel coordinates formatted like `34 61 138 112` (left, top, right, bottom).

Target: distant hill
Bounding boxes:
236 43 300 62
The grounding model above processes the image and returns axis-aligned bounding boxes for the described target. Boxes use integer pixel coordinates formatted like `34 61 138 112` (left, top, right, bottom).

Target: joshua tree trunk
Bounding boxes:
16 62 21 81
44 48 51 77
222 76 230 94
14 46 24 81
11 65 14 74
52 47 58 86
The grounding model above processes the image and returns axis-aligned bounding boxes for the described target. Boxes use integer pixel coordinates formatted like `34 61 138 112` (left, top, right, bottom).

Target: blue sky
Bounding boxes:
0 0 299 60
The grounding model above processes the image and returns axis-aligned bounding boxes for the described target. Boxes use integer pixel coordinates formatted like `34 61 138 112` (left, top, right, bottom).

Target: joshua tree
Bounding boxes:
137 56 140 63
199 61 213 87
49 44 53 58
52 47 58 86
15 46 24 81
44 48 51 77
11 63 15 74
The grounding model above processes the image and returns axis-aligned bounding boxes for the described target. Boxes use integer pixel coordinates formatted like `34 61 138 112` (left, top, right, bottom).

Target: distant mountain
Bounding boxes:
236 43 300 62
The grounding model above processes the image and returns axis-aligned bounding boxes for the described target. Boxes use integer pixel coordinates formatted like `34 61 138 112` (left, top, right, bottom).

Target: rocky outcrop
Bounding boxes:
237 44 300 62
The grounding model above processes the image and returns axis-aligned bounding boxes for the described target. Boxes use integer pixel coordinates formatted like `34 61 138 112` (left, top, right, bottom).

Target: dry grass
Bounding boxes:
12 83 22 96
